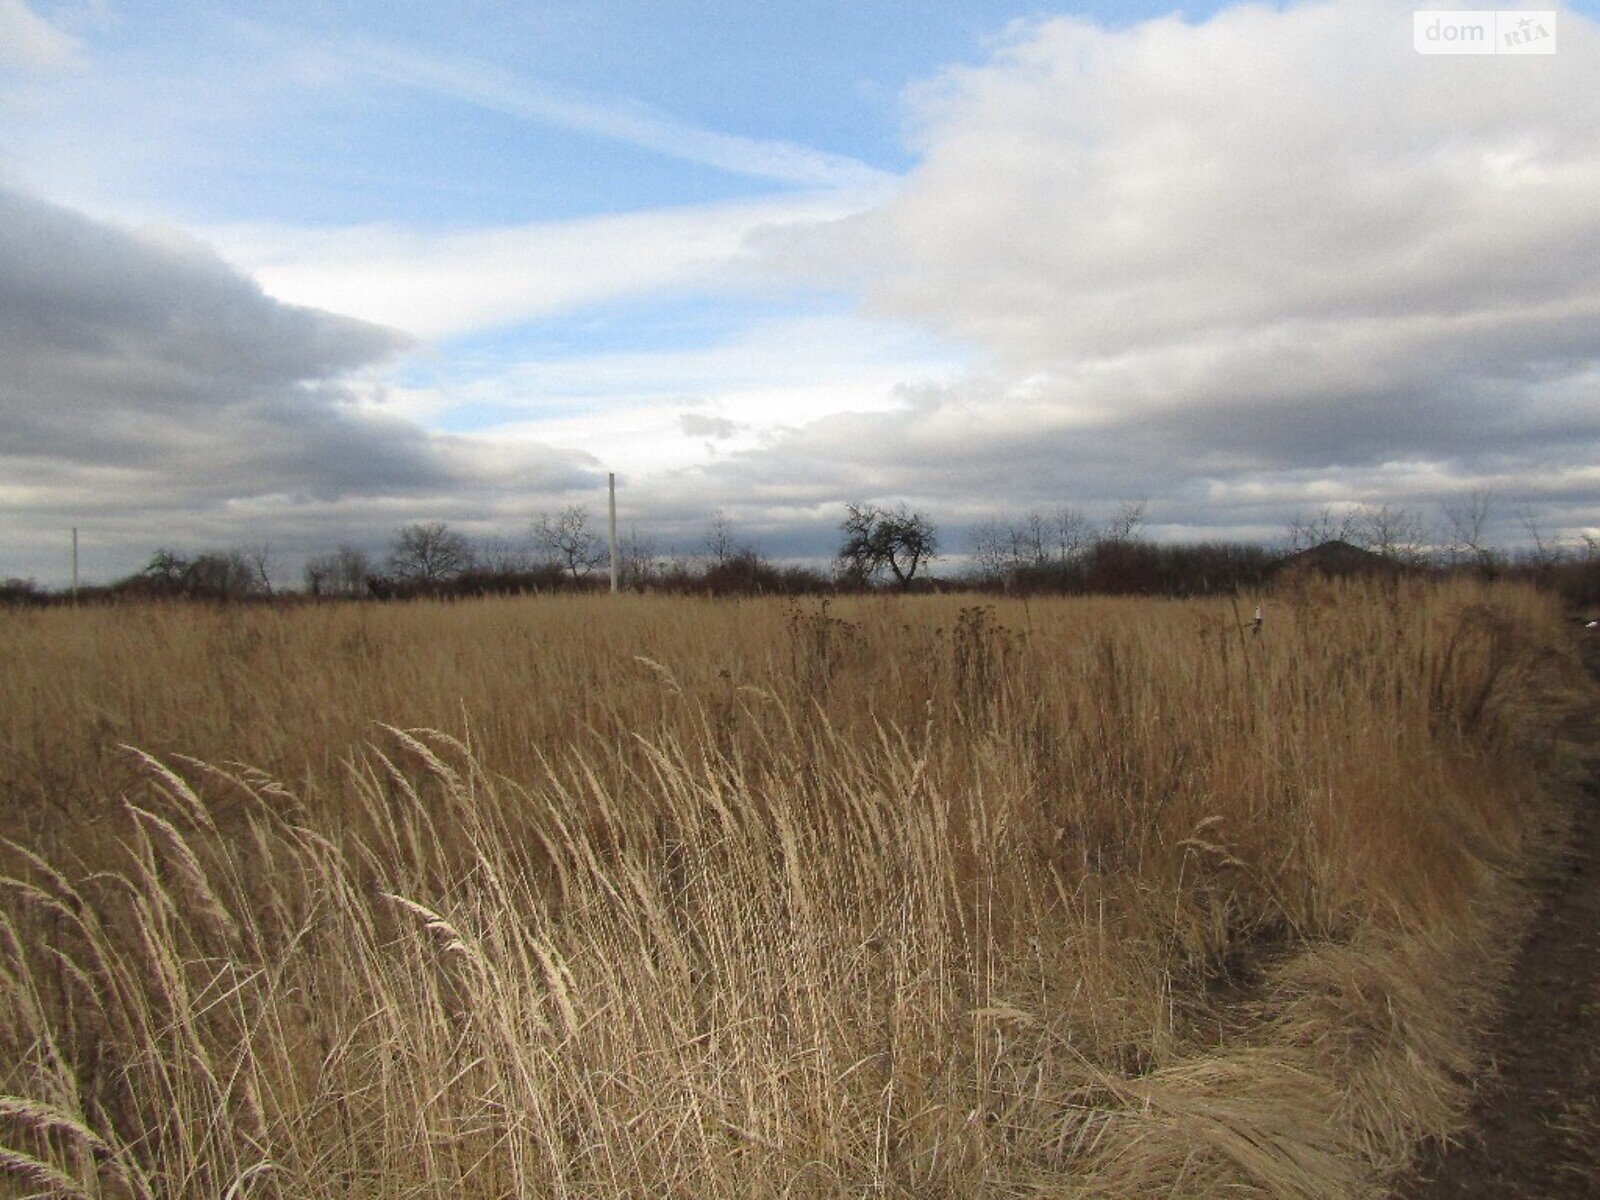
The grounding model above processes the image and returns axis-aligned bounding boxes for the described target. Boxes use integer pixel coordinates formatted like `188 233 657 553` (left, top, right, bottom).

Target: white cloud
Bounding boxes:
347 43 897 194
384 312 963 479
0 0 78 71
861 1 1600 367
208 192 882 339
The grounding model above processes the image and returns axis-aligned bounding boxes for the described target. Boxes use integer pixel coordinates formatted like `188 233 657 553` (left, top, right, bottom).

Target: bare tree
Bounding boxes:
969 518 1009 581
1008 511 1049 568
1516 506 1560 569
972 506 1093 580
478 534 534 575
332 545 372 595
244 542 275 595
705 509 737 566
143 547 264 598
306 544 373 596
303 555 331 596
1442 490 1498 569
145 548 189 586
1283 506 1362 553
1104 500 1147 543
533 506 604 580
618 526 658 590
1053 506 1093 562
839 502 938 588
389 522 475 583
1359 504 1430 563
188 549 266 599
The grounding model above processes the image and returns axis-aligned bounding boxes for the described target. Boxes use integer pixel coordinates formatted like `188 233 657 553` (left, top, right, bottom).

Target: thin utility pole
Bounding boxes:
71 527 79 602
608 472 619 594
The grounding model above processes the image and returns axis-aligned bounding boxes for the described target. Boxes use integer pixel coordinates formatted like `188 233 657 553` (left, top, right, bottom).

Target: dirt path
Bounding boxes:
1393 638 1600 1198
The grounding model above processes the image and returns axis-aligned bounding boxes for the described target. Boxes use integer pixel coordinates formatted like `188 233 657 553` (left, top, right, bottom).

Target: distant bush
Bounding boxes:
109 548 269 601
700 550 829 597
0 577 44 606
981 538 1277 597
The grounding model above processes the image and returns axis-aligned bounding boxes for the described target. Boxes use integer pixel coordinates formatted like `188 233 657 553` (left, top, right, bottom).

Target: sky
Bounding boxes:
2 0 1598 585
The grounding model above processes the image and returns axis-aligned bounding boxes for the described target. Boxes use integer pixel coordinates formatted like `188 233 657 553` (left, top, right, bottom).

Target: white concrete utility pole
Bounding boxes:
71 527 79 602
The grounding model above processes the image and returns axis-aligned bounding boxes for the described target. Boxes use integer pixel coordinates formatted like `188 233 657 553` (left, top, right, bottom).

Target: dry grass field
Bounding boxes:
0 578 1589 1198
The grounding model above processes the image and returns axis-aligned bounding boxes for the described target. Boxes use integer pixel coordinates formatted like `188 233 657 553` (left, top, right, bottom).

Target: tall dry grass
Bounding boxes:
0 578 1587 1198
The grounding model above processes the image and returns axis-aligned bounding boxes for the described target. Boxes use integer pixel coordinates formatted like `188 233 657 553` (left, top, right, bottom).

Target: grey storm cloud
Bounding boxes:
0 185 444 494
0 186 601 581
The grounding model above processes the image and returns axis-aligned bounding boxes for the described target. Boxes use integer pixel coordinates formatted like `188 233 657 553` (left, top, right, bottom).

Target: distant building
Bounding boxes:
1276 539 1403 578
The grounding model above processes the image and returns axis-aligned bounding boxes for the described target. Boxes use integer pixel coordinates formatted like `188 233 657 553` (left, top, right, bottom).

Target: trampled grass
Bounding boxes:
0 578 1587 1197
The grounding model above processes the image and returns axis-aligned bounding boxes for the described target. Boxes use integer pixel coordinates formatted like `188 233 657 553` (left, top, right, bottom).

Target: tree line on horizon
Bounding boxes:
4 493 1598 607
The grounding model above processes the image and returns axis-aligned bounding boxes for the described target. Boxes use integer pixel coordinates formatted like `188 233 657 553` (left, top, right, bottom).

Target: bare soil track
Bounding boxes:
1394 636 1600 1198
